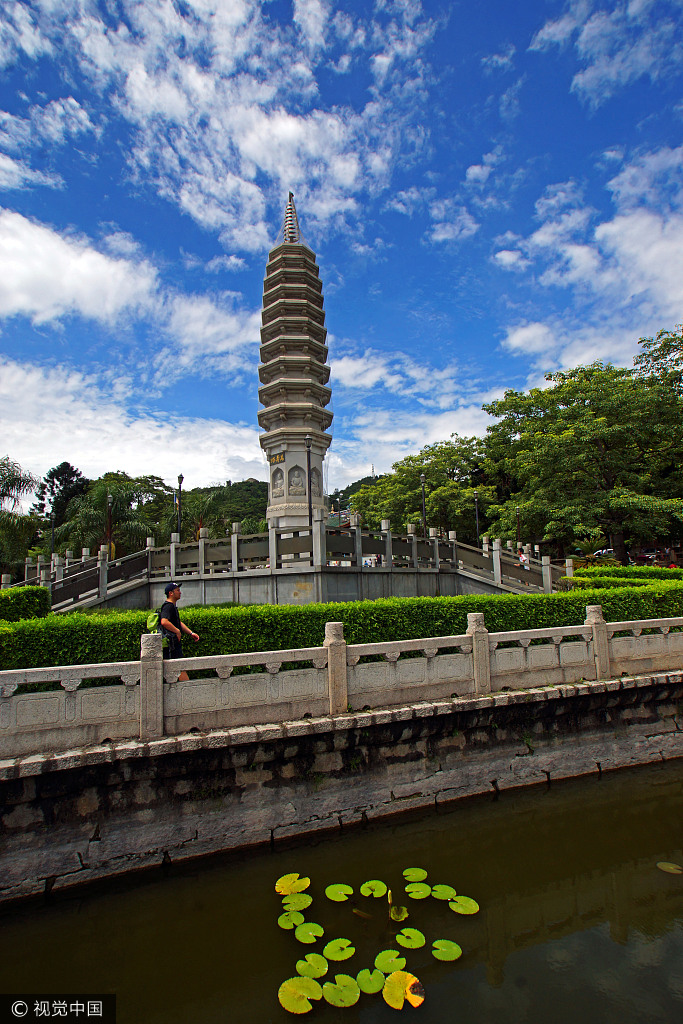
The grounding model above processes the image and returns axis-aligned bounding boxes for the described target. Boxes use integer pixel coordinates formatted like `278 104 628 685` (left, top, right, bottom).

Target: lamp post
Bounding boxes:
305 435 313 530
107 493 113 559
420 473 427 539
177 473 184 539
516 506 521 547
474 490 480 548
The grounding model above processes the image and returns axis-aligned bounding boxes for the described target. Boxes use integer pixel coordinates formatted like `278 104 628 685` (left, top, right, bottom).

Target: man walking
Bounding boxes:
160 582 199 682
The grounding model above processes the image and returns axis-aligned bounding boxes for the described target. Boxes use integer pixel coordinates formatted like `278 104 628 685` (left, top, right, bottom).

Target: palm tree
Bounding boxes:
0 456 37 577
57 479 153 557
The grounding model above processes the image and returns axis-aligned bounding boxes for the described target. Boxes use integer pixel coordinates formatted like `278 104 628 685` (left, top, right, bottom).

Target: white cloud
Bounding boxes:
502 322 556 356
31 96 95 143
0 356 266 487
0 209 157 324
493 249 530 271
0 2 52 68
293 0 330 51
206 255 247 272
163 294 260 377
481 43 516 73
428 199 479 243
0 153 61 190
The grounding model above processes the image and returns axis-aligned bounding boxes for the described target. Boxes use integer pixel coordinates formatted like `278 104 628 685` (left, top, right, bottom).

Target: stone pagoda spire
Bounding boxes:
258 193 333 527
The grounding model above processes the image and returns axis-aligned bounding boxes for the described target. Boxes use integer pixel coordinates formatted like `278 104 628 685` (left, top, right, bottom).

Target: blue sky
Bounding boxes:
1 0 682 493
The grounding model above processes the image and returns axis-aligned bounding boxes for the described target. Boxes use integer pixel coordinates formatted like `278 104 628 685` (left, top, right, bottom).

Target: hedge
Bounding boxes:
565 576 654 590
0 586 50 622
574 565 683 580
1 582 683 671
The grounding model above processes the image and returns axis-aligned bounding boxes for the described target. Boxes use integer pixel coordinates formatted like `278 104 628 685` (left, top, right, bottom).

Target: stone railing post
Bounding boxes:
586 604 611 680
408 523 419 568
349 514 363 568
268 519 278 570
169 533 180 578
1 574 10 589
448 531 458 568
98 544 108 598
146 536 155 575
65 549 74 567
381 519 392 568
324 621 348 715
231 522 241 572
467 611 491 694
313 508 325 568
492 538 502 587
565 558 574 578
53 554 64 583
24 556 33 582
542 555 552 593
81 547 90 563
140 632 164 739
429 527 440 568
198 527 208 574
482 535 489 555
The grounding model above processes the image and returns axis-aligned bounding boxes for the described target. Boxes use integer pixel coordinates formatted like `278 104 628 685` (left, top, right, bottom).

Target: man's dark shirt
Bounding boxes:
160 600 182 656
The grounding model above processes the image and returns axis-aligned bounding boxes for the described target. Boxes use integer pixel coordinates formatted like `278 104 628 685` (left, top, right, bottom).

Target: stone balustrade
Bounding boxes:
2 604 683 760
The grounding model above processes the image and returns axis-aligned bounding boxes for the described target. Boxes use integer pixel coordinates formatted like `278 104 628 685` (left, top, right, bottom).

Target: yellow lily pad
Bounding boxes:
283 893 313 912
325 883 354 902
657 861 683 874
276 872 311 896
382 971 425 1010
278 976 322 1014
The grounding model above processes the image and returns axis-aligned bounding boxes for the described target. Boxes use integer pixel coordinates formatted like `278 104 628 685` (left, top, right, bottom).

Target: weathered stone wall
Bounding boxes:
1 672 681 905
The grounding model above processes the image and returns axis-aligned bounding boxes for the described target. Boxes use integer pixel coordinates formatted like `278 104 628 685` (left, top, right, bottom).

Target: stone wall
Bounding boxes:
1 672 681 904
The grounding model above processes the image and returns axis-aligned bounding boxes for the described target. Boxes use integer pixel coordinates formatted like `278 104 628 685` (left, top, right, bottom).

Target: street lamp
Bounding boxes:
107 493 113 559
474 490 480 548
177 473 184 538
516 506 521 547
305 435 313 530
420 473 427 539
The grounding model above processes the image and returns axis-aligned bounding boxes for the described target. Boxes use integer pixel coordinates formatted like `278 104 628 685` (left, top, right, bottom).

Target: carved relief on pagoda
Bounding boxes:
288 466 306 495
310 467 321 498
271 467 284 498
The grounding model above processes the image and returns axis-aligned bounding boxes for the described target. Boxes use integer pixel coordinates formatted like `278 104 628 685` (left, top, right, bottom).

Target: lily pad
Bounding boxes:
356 968 385 994
276 872 311 896
278 976 322 1014
295 922 325 944
278 910 305 930
325 883 354 902
390 906 409 922
657 861 683 874
322 974 361 1008
374 949 406 974
395 927 426 949
432 939 463 962
323 937 355 961
405 882 432 899
431 883 458 901
382 971 425 1010
296 954 328 979
448 896 480 915
360 879 388 898
402 867 428 882
283 893 313 912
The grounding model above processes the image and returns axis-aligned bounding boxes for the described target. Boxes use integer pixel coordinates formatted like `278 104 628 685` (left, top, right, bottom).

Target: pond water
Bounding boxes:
1 761 683 1024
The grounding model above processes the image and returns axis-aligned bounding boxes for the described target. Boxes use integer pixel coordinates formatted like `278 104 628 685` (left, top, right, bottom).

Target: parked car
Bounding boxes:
593 548 615 558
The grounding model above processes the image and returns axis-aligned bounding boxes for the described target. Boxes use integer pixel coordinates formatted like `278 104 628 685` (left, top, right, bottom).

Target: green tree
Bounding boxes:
57 478 154 556
482 362 683 561
0 456 38 577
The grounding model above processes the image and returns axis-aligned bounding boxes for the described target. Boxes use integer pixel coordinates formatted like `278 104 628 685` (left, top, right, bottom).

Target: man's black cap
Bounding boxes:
164 582 181 595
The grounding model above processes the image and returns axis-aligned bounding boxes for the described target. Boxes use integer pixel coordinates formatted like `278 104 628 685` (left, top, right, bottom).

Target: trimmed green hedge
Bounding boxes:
1 583 683 671
0 586 50 622
574 565 683 580
566 576 654 589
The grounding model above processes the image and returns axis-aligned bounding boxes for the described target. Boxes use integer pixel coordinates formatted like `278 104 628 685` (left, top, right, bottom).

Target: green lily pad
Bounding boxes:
402 867 428 882
657 861 683 874
448 896 480 915
283 892 313 912
296 954 328 979
356 968 385 994
395 927 426 949
323 938 355 961
405 882 432 899
390 905 409 922
325 883 354 902
322 974 361 1008
295 922 325 944
360 879 388 898
431 883 458 901
382 971 425 1010
432 939 463 961
276 872 311 896
278 976 322 1014
374 949 406 974
278 910 305 930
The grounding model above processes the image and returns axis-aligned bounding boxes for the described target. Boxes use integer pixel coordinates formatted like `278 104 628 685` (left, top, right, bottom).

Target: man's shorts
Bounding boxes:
163 638 183 660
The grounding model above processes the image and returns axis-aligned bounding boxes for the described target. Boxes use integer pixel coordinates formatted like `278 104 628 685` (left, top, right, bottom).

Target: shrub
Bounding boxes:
0 586 50 622
574 565 683 580
1 582 683 672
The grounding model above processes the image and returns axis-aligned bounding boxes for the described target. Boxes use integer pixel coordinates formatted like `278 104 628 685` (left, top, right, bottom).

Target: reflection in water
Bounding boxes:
0 762 682 1023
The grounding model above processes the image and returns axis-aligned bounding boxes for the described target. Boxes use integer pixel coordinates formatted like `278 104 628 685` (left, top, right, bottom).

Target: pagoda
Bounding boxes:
258 193 333 527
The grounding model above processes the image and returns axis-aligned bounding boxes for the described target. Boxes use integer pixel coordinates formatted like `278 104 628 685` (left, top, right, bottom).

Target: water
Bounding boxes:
1 762 682 1023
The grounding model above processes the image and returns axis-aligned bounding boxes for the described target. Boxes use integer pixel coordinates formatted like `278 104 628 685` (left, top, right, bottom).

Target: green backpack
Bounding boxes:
146 608 169 648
